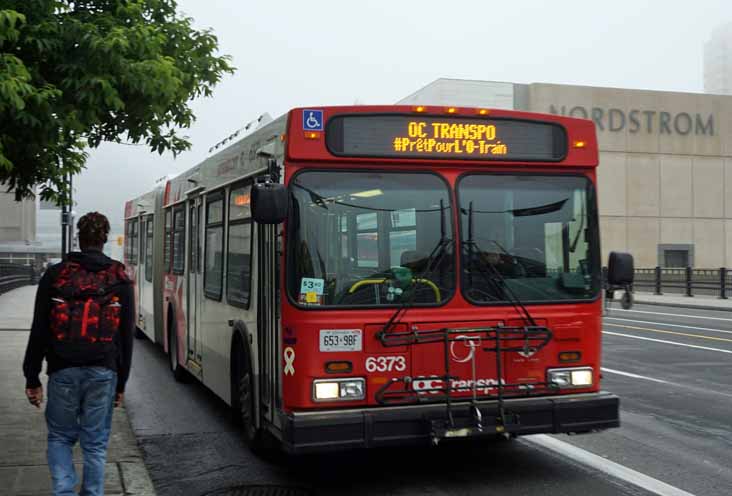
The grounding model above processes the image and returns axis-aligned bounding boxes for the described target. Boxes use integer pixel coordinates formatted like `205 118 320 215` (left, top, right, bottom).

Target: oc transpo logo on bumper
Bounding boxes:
412 376 505 395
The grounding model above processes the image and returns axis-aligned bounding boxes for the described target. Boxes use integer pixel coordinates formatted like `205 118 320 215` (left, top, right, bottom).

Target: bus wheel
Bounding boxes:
236 353 263 449
135 328 146 340
168 321 187 383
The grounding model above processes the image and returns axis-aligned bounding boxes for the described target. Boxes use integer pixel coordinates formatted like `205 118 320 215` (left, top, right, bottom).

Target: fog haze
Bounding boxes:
73 0 731 230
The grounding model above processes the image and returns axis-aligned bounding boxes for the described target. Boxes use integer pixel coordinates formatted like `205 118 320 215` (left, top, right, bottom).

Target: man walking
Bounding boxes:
23 212 135 496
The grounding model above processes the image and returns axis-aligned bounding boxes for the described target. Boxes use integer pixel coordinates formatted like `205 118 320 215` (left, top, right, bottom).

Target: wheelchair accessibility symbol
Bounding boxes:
302 109 324 131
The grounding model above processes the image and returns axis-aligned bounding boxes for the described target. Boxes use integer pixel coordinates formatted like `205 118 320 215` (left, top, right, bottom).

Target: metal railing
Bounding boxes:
629 267 732 299
0 263 35 296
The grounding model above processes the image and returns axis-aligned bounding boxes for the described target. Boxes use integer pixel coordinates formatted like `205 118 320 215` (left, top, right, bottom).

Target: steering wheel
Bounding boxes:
345 274 442 302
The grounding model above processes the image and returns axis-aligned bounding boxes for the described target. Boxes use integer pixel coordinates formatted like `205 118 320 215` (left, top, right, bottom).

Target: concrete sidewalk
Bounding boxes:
628 291 732 312
0 286 155 495
1 284 36 330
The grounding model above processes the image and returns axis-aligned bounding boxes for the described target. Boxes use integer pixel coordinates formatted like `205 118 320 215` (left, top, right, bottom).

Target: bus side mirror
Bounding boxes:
251 182 288 225
607 251 634 286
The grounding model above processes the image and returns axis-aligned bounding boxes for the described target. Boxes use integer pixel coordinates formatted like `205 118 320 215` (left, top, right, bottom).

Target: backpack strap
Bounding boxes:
106 261 131 286
51 261 83 294
52 260 129 299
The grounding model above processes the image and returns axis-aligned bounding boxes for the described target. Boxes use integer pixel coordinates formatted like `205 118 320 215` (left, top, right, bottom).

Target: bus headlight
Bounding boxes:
547 367 593 388
313 378 365 401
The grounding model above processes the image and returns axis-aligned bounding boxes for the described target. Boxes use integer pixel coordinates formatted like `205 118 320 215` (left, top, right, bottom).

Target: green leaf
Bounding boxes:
0 0 235 199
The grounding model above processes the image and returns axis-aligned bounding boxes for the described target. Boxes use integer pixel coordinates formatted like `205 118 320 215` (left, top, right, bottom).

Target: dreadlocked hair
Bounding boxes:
77 212 110 247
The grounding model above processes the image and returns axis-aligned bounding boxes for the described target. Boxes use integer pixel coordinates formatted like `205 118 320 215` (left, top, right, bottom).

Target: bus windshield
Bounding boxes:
458 174 600 303
288 171 455 307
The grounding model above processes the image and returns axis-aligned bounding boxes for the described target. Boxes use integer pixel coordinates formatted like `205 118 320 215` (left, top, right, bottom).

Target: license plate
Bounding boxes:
319 329 362 352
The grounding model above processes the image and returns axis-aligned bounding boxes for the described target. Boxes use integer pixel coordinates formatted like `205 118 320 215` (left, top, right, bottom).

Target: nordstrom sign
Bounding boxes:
549 105 715 136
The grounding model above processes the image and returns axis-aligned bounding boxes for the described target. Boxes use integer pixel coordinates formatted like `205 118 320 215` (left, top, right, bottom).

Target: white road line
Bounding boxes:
601 367 732 399
600 367 674 385
605 317 732 335
603 331 732 354
612 308 732 322
525 434 696 496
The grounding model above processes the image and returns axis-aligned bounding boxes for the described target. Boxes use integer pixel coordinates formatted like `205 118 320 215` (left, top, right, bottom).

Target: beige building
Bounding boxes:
399 79 732 268
0 190 40 265
0 190 35 242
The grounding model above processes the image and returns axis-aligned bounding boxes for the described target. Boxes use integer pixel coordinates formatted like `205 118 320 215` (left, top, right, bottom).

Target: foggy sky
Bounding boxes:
73 0 731 231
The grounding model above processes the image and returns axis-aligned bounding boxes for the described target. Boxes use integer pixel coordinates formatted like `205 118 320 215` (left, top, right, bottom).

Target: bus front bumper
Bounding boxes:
280 392 619 454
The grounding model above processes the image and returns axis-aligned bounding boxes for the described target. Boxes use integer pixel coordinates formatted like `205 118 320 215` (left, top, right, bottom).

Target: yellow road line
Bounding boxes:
604 322 732 343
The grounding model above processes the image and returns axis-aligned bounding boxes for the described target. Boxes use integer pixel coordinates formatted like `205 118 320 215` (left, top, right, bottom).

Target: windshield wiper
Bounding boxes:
465 201 537 327
291 181 330 209
379 237 452 338
466 245 537 327
379 199 451 338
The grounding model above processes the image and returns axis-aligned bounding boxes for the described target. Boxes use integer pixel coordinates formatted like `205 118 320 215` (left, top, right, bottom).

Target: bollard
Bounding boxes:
685 266 693 297
721 267 728 299
654 266 662 295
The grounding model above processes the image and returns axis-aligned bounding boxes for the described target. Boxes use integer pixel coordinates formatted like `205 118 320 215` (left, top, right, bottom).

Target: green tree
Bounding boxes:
0 0 234 201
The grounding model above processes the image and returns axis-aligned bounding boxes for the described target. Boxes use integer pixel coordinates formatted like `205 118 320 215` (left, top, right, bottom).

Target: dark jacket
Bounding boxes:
22 250 135 393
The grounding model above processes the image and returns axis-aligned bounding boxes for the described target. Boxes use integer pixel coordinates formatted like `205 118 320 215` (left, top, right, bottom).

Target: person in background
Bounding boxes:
22 212 135 496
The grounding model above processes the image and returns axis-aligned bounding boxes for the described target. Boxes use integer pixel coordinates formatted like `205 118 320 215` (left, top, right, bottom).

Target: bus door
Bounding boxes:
257 223 278 424
187 197 203 370
137 215 152 333
136 215 145 320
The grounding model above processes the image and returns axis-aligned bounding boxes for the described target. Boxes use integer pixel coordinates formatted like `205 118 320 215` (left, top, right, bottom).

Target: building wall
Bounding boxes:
398 78 516 110
0 190 36 242
530 83 732 268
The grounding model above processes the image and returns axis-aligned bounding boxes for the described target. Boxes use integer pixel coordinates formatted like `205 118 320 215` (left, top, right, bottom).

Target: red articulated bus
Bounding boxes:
124 105 624 453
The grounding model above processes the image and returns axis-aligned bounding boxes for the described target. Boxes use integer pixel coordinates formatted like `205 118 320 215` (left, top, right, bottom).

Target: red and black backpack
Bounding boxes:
49 260 129 362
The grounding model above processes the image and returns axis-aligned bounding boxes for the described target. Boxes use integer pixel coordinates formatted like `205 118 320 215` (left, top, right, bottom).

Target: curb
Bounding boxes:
632 299 732 313
119 460 156 495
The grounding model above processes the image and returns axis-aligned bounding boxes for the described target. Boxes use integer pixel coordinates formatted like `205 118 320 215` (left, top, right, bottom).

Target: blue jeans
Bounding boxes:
46 367 117 496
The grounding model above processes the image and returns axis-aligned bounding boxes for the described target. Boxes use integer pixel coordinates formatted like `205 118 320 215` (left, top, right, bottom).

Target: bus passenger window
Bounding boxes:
172 208 185 274
204 196 224 300
164 209 172 272
124 221 130 262
140 219 146 268
227 186 252 307
145 216 153 282
129 219 138 264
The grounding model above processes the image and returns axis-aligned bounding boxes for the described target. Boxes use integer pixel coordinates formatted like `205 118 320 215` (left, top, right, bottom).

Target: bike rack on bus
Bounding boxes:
375 325 556 443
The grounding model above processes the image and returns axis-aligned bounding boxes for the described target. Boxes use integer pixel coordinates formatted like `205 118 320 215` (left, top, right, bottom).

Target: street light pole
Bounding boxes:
61 198 68 259
60 172 72 258
68 172 74 252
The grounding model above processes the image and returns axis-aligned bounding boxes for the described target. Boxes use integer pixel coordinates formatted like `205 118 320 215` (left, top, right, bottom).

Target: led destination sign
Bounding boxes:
326 115 567 161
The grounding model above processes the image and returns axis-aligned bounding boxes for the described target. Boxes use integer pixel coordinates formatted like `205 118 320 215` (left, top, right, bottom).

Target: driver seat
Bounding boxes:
401 250 428 273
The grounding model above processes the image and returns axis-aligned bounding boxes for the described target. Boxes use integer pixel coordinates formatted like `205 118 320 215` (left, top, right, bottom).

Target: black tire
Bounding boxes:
495 432 517 442
168 319 188 383
233 346 264 450
135 327 146 340
621 290 633 310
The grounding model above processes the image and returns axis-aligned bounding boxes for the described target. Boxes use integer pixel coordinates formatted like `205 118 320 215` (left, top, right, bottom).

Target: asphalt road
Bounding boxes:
123 302 732 496
571 303 732 496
